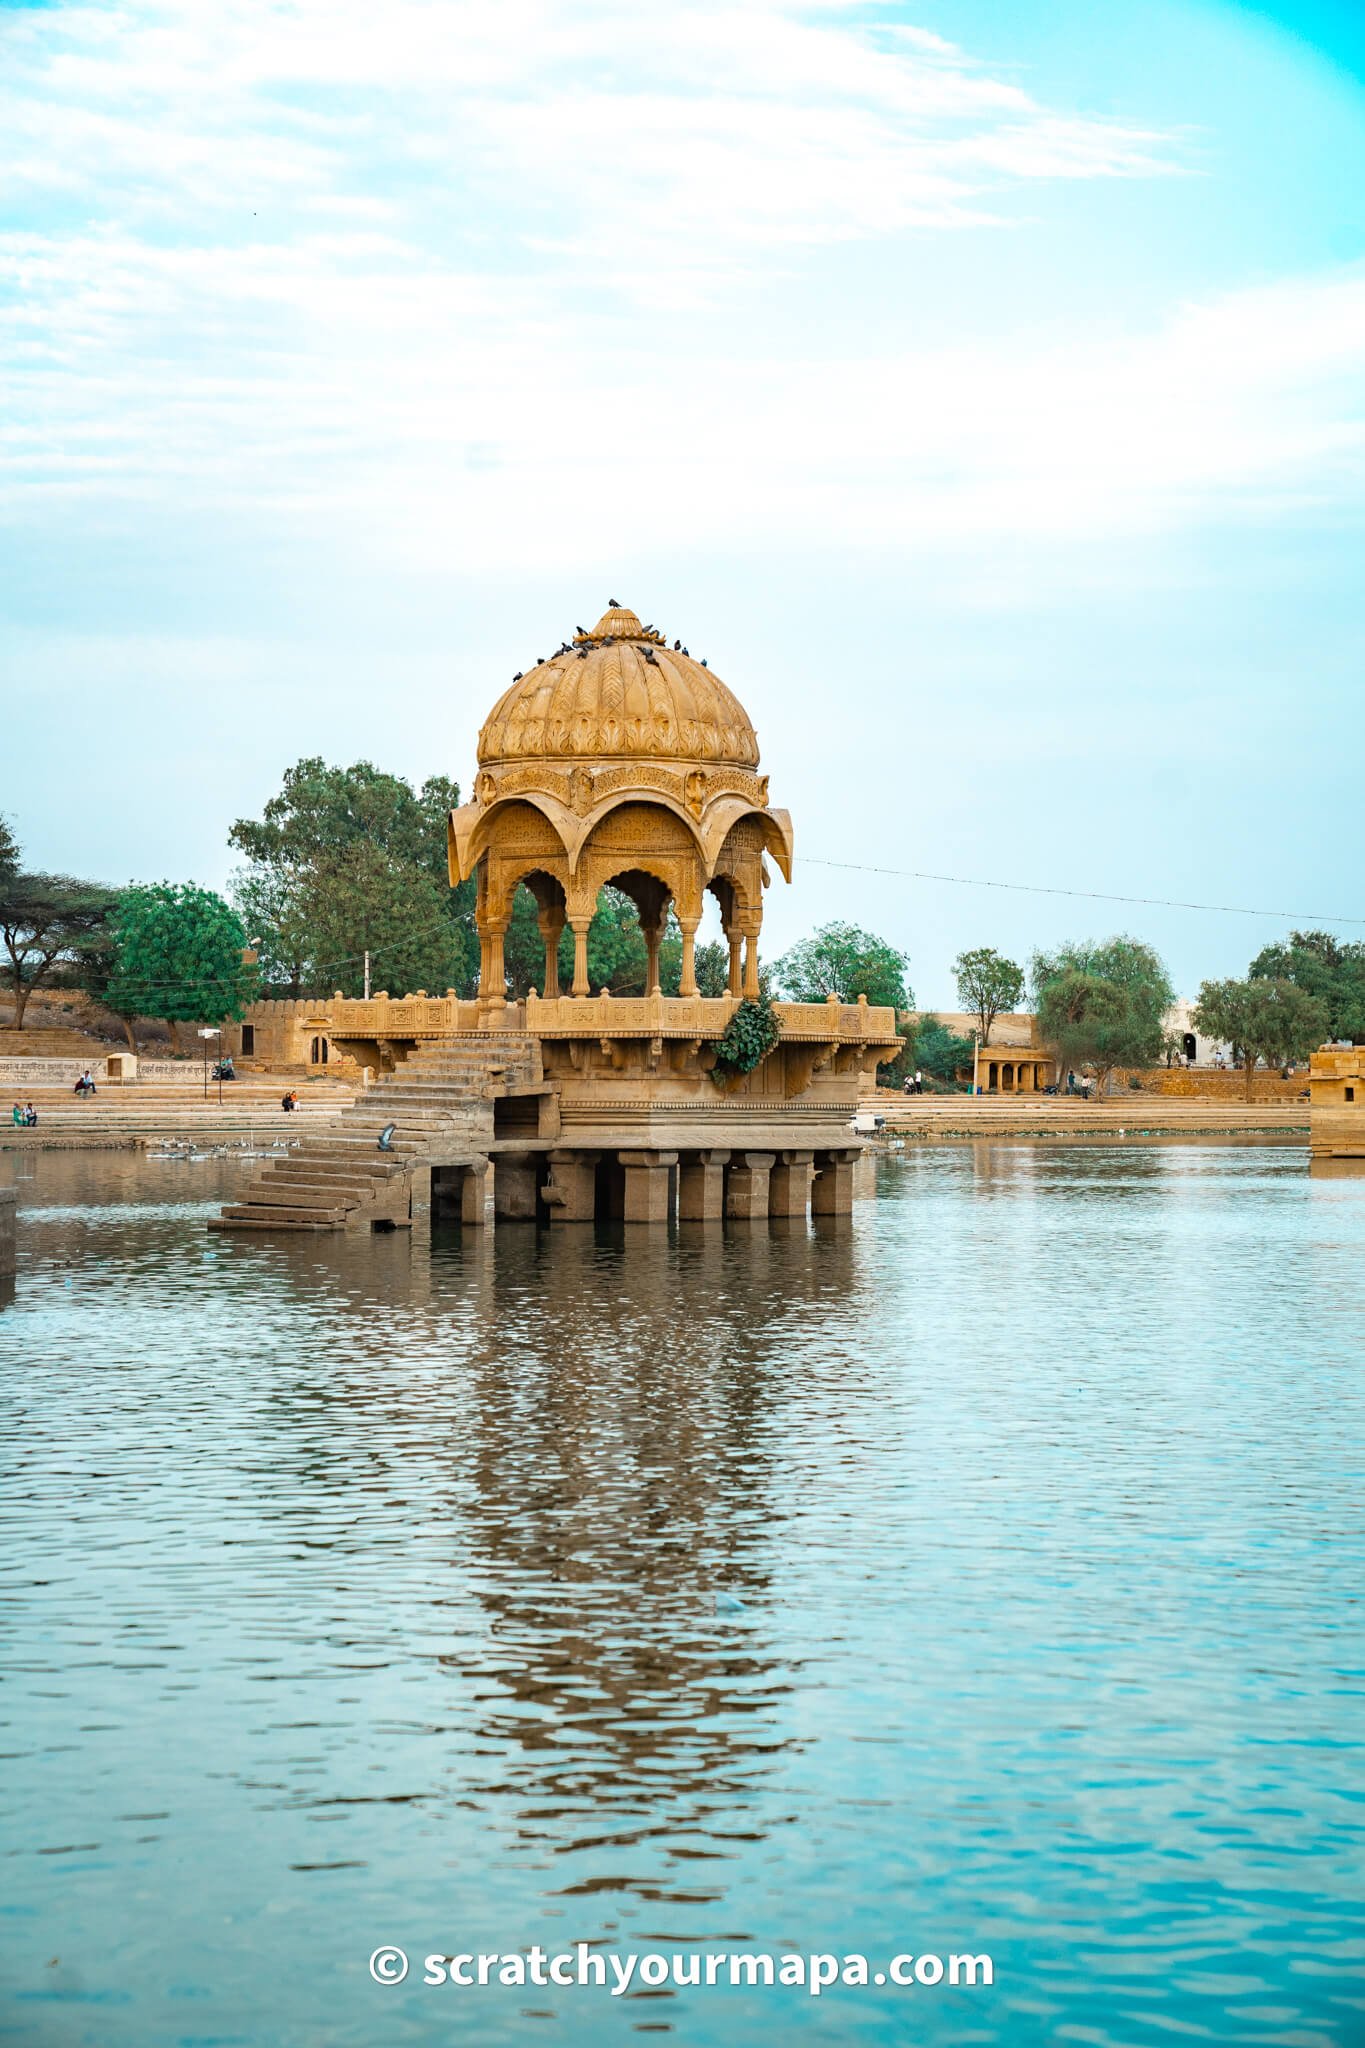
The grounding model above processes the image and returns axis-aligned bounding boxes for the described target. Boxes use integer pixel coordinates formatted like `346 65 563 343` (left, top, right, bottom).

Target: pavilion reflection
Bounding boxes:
235 1211 860 1911
440 1218 858 1907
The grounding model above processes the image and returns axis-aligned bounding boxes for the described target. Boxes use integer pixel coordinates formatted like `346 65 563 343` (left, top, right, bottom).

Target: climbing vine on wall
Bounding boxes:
708 995 780 1085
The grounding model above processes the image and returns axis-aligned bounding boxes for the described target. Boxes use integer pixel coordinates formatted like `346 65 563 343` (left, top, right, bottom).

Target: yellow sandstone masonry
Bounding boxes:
214 603 900 1232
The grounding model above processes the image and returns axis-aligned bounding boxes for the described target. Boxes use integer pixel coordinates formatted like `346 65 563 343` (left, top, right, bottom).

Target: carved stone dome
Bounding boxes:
477 606 760 770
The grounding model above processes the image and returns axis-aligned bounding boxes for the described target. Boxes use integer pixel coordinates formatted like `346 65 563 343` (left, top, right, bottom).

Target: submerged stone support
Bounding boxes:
461 1159 492 1226
494 1152 539 1221
726 1150 775 1221
543 1149 599 1223
678 1149 730 1222
619 1150 678 1224
811 1148 858 1217
768 1150 814 1218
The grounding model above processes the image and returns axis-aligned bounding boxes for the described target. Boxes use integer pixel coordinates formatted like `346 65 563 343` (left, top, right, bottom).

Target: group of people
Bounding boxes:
280 1090 300 1113
10 1101 38 1127
74 1069 97 1096
1064 1071 1095 1098
901 1072 926 1094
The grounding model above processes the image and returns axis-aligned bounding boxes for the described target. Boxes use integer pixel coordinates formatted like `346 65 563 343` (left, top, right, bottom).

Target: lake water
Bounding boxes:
1 1143 1362 2047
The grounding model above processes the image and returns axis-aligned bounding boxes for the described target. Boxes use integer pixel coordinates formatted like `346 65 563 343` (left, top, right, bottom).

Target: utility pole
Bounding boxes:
972 1031 980 1097
364 950 371 1000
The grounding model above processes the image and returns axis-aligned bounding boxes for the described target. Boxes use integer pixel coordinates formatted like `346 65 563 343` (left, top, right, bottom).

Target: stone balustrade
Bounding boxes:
525 989 899 1044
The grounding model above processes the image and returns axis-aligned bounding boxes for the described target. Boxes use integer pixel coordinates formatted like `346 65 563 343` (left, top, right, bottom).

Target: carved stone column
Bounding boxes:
768 1150 814 1217
494 1152 539 1220
642 914 664 997
741 930 761 998
619 1149 678 1224
726 1151 775 1220
678 919 700 998
725 925 743 996
461 1158 492 1227
570 919 592 997
538 907 565 999
481 921 507 999
678 1148 729 1221
542 1149 599 1223
811 1148 858 1216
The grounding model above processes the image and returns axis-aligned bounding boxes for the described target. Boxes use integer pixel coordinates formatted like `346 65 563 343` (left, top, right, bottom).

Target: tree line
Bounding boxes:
0 760 1355 1088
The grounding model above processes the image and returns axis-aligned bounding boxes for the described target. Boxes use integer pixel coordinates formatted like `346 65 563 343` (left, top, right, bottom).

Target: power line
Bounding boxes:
800 856 1365 929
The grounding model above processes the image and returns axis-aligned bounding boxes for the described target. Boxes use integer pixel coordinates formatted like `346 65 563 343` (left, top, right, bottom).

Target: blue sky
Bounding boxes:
1 0 1362 1003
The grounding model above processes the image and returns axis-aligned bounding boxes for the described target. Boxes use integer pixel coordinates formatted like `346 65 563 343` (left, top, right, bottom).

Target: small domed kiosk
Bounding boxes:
216 603 900 1236
448 606 794 1001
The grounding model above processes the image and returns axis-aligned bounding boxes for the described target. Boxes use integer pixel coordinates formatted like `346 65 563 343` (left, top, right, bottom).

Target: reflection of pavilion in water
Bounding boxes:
448 1220 859 1907
257 1216 860 1910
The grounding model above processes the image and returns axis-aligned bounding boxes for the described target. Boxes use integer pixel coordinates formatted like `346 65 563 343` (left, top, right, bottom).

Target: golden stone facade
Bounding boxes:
217 599 900 1234
448 606 794 1001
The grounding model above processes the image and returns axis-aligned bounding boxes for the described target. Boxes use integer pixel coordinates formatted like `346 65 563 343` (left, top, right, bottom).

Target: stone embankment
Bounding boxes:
0 1073 355 1147
211 1034 539 1232
865 1095 1307 1140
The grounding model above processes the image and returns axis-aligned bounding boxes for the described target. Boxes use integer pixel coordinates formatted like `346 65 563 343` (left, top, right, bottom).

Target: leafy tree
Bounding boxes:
694 940 730 997
229 757 460 879
1192 977 1329 1100
918 1014 977 1085
1036 971 1162 1097
952 946 1025 1046
293 845 473 1002
874 1015 914 1089
776 921 911 1010
0 856 117 1029
228 864 315 997
876 1013 974 1091
228 758 475 996
1248 930 1365 1042
107 883 260 1052
1031 935 1174 1097
0 815 18 883
1031 934 1175 1012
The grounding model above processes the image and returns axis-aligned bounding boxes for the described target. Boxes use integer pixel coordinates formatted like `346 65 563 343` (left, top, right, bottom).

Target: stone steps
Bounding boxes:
213 1032 530 1232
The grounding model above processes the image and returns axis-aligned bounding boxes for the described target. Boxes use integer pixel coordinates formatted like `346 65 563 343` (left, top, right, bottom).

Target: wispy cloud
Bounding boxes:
4 0 1359 574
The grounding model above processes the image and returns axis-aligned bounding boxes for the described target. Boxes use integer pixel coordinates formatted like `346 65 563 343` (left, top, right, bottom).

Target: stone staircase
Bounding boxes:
0 1026 104 1057
210 1034 540 1232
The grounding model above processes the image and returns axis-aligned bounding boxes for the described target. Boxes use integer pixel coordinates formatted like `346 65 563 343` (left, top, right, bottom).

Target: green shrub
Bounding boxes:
708 996 780 1084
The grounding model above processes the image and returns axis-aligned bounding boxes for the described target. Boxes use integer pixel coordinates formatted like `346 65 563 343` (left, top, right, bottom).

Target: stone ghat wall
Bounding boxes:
1115 1066 1308 1101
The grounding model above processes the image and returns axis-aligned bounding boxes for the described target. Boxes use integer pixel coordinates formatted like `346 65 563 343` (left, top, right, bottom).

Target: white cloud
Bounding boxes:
2 0 1360 577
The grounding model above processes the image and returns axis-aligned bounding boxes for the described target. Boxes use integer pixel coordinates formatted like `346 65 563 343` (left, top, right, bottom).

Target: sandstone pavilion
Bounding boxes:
214 606 900 1234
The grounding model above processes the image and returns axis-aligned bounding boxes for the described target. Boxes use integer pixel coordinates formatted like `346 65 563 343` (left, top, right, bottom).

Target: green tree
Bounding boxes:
776 921 911 1010
107 883 260 1052
1031 935 1174 1096
228 758 475 996
1248 930 1365 1042
293 845 473 1001
952 946 1025 1046
0 815 18 884
694 939 730 997
1192 977 1329 1101
920 1014 976 1086
0 854 117 1029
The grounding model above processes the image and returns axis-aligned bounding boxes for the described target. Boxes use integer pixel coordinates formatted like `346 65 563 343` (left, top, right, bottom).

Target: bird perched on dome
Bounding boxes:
608 596 620 607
